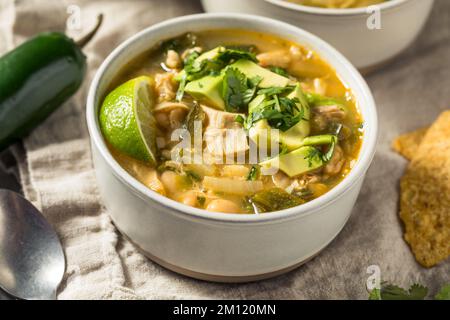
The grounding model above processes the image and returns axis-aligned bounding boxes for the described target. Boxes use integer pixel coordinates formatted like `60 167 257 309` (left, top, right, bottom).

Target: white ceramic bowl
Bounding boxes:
86 13 378 282
201 0 434 71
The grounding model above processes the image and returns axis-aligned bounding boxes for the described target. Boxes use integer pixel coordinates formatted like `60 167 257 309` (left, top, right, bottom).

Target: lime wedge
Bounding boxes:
99 76 158 165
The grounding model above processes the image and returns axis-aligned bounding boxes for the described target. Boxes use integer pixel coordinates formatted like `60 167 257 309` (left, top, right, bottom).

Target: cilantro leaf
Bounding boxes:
235 114 246 126
268 66 290 78
247 95 306 132
247 166 260 181
368 288 382 300
216 48 258 64
225 44 258 54
183 102 205 143
303 147 322 167
257 86 295 96
222 68 261 113
176 51 201 101
176 74 187 102
245 84 310 132
435 284 450 300
184 52 223 82
368 282 428 300
222 68 248 112
378 284 411 300
408 283 428 300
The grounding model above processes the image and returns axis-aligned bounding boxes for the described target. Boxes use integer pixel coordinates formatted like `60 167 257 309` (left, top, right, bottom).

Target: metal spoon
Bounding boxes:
0 190 65 300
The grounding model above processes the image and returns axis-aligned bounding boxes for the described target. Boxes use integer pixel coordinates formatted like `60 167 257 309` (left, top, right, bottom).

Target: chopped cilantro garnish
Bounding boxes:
303 147 322 167
435 284 450 300
177 48 258 101
321 135 338 163
222 68 261 112
246 96 306 132
183 103 205 143
247 166 260 181
367 281 450 300
243 84 310 132
225 44 258 54
216 48 258 64
257 86 295 96
176 73 187 101
235 114 246 126
268 66 290 78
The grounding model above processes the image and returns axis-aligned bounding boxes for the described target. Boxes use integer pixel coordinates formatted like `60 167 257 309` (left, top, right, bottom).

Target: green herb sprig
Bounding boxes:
368 282 450 300
222 68 262 112
176 48 258 101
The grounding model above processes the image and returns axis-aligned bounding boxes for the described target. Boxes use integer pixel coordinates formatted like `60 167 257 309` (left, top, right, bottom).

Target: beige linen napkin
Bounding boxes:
1 0 448 299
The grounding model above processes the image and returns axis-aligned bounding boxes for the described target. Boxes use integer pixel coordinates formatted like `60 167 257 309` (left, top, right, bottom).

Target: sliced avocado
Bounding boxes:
175 46 225 81
230 59 290 88
279 84 311 151
184 74 225 110
248 95 277 152
248 94 266 112
301 134 336 146
260 146 324 177
197 46 225 61
249 119 280 155
248 85 310 151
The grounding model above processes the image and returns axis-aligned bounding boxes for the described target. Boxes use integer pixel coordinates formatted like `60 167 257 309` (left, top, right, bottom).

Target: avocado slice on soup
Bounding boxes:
175 46 225 82
184 57 290 111
278 84 311 150
185 75 225 110
248 84 311 151
261 146 324 177
229 59 290 88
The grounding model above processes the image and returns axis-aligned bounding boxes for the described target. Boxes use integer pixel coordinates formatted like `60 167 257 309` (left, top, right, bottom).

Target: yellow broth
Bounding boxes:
104 29 363 214
285 0 387 9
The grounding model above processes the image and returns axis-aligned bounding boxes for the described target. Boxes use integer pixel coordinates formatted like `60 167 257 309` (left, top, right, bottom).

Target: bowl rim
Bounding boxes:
264 0 410 16
86 13 378 224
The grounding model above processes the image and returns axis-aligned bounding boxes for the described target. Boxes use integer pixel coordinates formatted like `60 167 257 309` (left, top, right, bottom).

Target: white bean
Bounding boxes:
206 199 241 213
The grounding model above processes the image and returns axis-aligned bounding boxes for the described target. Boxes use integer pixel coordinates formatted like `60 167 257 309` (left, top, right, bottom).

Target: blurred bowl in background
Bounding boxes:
201 0 434 71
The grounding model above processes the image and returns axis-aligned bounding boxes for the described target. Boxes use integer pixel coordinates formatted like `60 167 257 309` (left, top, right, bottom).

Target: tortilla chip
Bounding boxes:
400 111 450 267
392 127 428 160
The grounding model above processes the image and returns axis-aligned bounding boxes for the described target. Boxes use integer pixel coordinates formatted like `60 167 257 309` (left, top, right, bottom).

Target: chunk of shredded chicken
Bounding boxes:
202 105 243 129
312 105 347 131
256 45 308 70
272 171 294 189
272 171 321 194
165 50 181 69
314 105 346 121
155 72 177 103
257 50 291 69
324 145 345 176
202 106 249 157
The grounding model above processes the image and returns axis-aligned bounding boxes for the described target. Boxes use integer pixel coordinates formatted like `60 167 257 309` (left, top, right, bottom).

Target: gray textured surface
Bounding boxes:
0 0 448 299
